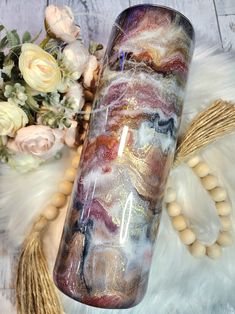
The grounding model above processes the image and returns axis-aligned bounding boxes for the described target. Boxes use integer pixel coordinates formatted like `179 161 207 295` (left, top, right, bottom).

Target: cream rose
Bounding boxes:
45 5 80 43
7 125 64 160
19 43 61 93
63 41 90 77
0 102 28 136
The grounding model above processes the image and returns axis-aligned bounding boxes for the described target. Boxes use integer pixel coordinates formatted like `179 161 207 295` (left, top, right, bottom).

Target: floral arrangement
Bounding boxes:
0 5 102 172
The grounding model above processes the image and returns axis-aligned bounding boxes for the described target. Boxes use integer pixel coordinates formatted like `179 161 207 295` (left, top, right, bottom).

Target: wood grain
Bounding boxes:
0 0 47 38
218 14 235 50
48 0 130 46
214 0 235 15
130 0 221 45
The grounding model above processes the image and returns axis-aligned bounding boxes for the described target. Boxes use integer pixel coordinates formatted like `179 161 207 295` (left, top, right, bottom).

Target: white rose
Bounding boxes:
7 125 64 160
45 5 80 43
19 43 61 93
66 83 84 111
64 120 78 148
0 102 28 136
63 41 90 77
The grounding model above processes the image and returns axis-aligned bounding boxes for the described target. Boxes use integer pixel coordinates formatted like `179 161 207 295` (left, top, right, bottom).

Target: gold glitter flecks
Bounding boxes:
104 192 113 204
123 96 138 108
83 246 126 294
112 216 121 227
121 146 153 176
134 204 148 218
117 147 162 201
147 46 163 67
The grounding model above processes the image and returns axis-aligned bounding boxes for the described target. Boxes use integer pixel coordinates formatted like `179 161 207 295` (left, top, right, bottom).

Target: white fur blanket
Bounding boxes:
1 41 235 314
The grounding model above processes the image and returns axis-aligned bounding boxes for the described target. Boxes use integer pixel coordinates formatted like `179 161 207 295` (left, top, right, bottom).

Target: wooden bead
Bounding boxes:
72 155 81 168
42 205 59 221
216 201 231 216
83 122 89 130
77 145 83 156
58 181 73 195
179 228 196 245
193 162 210 177
210 187 227 202
190 241 206 258
51 192 67 208
167 201 181 217
165 188 176 203
172 215 187 231
84 90 94 101
64 167 77 182
220 216 232 231
217 231 232 246
84 106 91 121
207 243 221 259
80 132 86 142
201 175 218 190
34 217 47 231
187 155 200 168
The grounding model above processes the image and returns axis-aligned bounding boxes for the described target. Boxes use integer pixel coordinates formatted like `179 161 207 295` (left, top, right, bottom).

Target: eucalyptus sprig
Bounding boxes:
39 106 71 128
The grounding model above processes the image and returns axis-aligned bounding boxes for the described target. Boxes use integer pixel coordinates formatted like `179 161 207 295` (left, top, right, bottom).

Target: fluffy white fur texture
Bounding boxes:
1 41 235 314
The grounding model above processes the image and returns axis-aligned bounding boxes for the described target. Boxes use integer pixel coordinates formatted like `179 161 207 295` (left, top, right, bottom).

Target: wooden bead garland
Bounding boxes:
165 154 233 259
167 201 181 217
64 167 77 182
42 205 59 221
172 215 187 231
58 181 73 195
190 241 206 258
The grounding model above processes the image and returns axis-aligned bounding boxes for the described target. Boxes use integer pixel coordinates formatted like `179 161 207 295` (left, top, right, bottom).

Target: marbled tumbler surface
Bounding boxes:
54 5 194 309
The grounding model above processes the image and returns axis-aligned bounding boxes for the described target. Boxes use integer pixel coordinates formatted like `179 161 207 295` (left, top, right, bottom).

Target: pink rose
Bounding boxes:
83 55 98 88
64 120 77 148
45 5 80 43
7 125 64 160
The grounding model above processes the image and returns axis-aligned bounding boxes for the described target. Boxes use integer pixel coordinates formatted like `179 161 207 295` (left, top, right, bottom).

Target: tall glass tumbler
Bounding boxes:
54 4 194 309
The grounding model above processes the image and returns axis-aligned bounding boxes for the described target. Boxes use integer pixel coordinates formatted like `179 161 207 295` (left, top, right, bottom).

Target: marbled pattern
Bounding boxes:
54 5 194 309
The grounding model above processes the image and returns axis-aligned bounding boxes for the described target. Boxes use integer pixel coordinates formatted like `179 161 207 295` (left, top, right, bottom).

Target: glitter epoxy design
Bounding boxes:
53 5 194 309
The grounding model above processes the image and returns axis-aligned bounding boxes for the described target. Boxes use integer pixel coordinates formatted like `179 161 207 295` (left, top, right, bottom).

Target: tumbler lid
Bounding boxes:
116 4 195 42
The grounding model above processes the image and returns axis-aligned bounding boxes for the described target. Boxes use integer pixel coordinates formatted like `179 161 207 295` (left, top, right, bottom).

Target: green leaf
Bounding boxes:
31 30 42 43
21 105 35 125
26 95 39 112
0 51 4 67
11 30 20 45
0 25 4 33
22 31 31 43
0 36 8 50
6 30 19 47
89 41 103 54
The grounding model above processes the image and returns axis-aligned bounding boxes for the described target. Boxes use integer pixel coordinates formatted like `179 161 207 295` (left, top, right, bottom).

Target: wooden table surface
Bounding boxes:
0 0 235 312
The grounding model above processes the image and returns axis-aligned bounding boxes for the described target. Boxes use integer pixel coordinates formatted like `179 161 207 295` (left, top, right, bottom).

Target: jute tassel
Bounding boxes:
16 226 64 314
174 100 235 166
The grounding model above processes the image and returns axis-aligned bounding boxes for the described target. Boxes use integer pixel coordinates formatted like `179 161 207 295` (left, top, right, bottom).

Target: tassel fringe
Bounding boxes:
16 230 64 314
174 100 235 166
